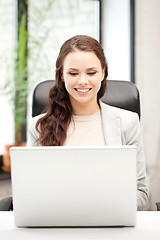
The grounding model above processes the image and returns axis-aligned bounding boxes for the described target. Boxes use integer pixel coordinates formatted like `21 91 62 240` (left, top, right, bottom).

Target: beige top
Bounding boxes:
63 110 106 146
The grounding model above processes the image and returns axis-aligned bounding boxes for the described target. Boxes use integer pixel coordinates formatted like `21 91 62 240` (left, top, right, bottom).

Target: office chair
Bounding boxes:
32 80 141 118
156 202 160 211
0 79 140 211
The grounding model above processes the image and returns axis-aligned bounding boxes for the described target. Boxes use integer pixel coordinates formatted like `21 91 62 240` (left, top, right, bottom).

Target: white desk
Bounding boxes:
0 212 160 240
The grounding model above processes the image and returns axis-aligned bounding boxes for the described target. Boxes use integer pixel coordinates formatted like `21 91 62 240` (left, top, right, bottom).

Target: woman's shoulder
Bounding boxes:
100 102 141 146
32 113 46 123
27 113 46 146
100 101 139 121
29 113 46 131
100 101 140 134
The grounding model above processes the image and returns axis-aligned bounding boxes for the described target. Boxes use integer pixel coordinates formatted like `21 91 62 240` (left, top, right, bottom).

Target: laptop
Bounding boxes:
10 146 137 227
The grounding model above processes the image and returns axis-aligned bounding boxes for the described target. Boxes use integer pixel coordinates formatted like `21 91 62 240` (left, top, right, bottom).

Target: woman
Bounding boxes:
27 35 148 210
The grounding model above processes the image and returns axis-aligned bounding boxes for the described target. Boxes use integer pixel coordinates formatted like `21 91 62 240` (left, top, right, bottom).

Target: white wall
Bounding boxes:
101 0 131 81
135 0 160 210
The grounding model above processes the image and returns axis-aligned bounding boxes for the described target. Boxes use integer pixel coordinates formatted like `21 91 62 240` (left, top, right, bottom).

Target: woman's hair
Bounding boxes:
35 35 108 146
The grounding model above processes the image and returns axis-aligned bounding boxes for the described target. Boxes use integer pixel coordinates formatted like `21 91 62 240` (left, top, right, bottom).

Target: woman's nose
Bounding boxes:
78 74 88 85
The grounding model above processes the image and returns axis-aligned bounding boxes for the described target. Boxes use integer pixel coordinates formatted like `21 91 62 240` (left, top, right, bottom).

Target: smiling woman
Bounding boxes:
26 35 148 211
32 35 108 146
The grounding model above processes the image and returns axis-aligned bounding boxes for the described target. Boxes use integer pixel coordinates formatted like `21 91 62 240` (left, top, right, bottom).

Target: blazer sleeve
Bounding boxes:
122 112 148 210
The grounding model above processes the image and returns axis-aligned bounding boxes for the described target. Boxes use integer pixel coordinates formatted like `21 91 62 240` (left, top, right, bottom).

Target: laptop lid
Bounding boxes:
10 146 137 227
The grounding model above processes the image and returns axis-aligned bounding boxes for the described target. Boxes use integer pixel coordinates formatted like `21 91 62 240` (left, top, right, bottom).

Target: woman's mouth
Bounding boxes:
74 88 91 94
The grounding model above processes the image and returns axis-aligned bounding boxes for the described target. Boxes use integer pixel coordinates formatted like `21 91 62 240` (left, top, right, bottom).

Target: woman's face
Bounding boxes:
62 49 105 115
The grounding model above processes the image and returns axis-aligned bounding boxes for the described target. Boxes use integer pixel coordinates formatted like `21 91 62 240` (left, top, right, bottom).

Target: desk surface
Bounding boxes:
0 212 160 240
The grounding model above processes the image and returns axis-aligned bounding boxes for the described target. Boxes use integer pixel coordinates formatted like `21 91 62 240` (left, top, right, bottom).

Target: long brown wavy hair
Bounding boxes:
35 35 108 146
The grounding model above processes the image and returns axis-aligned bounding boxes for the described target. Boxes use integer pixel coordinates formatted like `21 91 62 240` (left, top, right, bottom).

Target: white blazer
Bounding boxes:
27 101 148 210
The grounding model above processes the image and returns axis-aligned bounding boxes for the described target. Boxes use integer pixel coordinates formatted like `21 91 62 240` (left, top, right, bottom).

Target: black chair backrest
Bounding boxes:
32 80 140 118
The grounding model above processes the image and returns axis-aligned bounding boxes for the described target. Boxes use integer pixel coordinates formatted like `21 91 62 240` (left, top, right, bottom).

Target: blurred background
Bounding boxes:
0 0 160 210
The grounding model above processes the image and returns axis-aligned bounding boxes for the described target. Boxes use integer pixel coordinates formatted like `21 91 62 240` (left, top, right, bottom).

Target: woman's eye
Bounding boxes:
88 72 96 75
69 72 78 76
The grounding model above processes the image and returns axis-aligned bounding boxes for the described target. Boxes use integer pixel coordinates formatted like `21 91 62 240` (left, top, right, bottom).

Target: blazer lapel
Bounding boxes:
100 101 122 145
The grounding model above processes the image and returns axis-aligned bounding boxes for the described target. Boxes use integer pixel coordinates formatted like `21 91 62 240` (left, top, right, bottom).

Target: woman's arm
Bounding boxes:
123 112 148 210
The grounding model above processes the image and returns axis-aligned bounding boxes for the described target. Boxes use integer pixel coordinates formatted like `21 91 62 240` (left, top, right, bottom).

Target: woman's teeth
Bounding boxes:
75 88 90 93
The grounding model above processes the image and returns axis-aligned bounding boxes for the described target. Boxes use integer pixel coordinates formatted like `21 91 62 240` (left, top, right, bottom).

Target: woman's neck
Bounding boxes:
71 101 100 116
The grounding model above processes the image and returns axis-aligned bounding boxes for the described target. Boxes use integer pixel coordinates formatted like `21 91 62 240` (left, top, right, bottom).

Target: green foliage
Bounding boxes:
15 8 28 143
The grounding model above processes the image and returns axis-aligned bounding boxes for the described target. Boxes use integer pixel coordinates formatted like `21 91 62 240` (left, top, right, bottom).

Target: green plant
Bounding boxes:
14 3 28 144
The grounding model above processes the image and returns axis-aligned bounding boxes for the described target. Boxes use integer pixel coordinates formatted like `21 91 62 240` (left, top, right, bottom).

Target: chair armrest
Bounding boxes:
0 197 13 211
156 202 160 211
